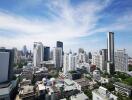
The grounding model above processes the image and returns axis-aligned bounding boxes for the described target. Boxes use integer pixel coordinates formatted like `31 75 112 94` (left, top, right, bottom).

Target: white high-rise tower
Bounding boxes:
33 42 44 67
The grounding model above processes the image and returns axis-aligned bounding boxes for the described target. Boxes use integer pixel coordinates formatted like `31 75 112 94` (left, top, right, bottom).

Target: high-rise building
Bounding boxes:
43 46 50 61
107 32 115 74
22 45 28 56
92 49 108 72
56 41 63 54
13 48 19 64
72 53 77 71
53 47 62 68
115 49 128 73
63 53 69 75
68 51 73 71
92 52 100 69
99 49 108 71
78 48 86 63
0 49 14 83
33 42 44 67
63 52 77 75
0 49 17 100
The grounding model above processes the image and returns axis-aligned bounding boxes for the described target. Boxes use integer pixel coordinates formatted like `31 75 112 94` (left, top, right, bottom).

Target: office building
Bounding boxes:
43 46 50 61
53 47 62 68
92 86 118 100
12 48 19 64
33 42 44 67
99 49 108 71
107 32 115 74
69 51 73 71
63 53 69 75
115 49 128 73
72 53 77 71
22 45 28 56
92 52 100 69
57 41 63 54
0 49 14 83
0 49 16 100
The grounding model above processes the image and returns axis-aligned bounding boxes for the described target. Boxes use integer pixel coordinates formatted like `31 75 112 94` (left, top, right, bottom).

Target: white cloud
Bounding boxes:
0 0 114 50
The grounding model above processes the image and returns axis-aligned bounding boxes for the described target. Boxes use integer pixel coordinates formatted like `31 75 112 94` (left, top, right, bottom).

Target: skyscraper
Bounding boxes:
63 53 69 75
100 49 108 71
33 42 44 67
115 49 128 73
0 49 14 83
56 41 63 54
107 32 115 74
53 47 62 68
43 46 50 61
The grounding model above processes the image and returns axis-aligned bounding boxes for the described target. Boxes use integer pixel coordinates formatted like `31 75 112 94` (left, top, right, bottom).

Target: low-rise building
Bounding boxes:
93 70 101 81
70 92 89 100
114 82 132 97
19 85 35 100
74 78 90 91
19 79 31 87
92 86 118 100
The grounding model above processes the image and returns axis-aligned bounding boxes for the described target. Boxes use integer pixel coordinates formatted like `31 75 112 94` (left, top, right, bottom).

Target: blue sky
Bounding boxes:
0 0 132 56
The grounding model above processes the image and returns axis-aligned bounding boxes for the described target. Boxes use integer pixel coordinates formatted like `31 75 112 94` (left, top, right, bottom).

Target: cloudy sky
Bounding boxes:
0 0 132 56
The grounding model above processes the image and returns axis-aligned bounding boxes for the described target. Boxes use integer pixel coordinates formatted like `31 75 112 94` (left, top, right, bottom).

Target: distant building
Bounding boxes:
22 45 28 56
88 52 92 59
43 46 50 61
92 86 118 100
53 47 62 68
92 52 100 69
99 49 108 71
57 41 63 54
33 42 44 67
78 49 86 63
12 48 19 64
63 52 77 75
128 57 132 65
115 49 128 73
72 53 78 71
107 32 115 74
63 53 69 75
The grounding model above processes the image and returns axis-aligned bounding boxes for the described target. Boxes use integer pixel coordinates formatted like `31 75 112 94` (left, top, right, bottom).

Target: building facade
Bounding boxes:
53 47 62 68
115 49 128 73
33 42 44 67
43 46 50 61
107 32 115 74
92 86 118 100
0 49 14 83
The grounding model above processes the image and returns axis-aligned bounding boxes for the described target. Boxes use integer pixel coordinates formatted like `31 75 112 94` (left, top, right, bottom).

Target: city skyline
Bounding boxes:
0 0 132 56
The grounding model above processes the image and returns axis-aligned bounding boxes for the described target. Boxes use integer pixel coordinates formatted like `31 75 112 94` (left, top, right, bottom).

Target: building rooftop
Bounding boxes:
19 85 34 98
70 92 89 100
74 78 89 87
92 86 117 100
114 82 132 90
64 79 74 86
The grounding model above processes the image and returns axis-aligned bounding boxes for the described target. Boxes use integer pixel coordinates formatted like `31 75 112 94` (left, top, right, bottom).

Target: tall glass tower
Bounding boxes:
107 32 115 74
